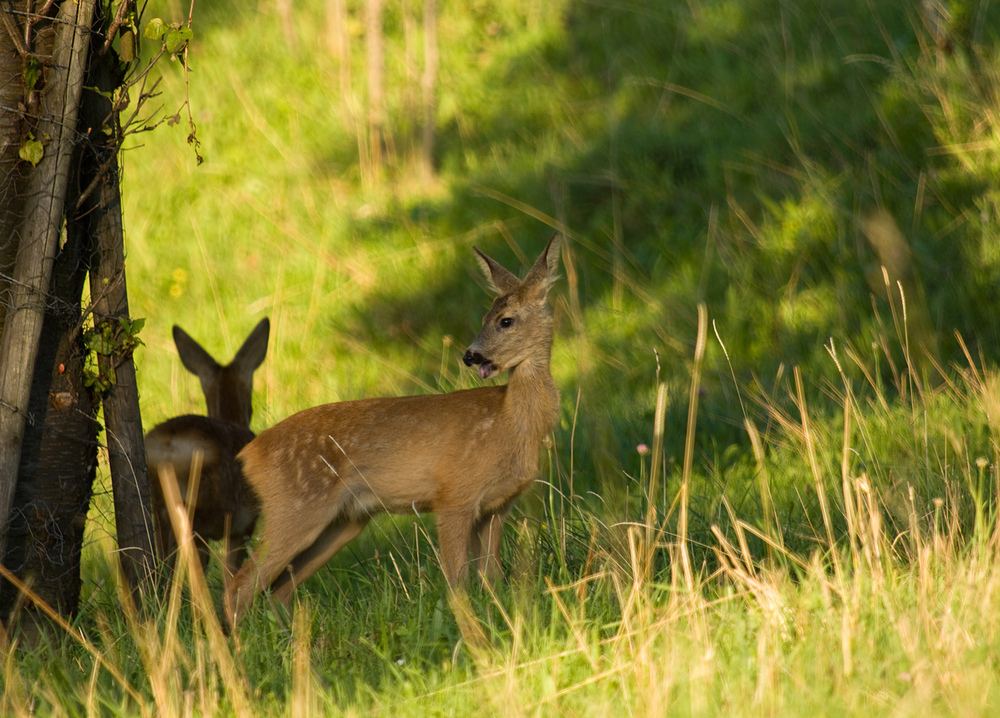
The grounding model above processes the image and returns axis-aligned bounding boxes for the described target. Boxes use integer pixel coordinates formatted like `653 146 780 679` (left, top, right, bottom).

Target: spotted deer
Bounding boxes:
224 237 561 628
145 318 270 575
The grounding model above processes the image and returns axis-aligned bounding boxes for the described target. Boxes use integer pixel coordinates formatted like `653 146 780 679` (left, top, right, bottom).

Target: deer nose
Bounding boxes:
463 350 482 366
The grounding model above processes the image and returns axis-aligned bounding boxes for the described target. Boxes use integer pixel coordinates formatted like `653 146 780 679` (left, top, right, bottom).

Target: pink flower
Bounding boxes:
637 444 649 455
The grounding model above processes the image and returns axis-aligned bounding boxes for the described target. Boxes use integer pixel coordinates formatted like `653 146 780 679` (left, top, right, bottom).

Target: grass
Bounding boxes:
6 0 1000 713
8 344 1000 715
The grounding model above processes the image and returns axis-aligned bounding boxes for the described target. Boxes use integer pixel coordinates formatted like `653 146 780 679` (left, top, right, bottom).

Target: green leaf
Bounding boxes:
23 56 41 93
19 134 43 166
119 30 136 64
86 332 113 354
164 27 192 51
144 18 166 40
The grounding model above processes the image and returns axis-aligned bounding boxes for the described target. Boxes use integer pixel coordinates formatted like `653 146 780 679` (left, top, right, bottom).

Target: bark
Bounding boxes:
84 53 155 597
0 0 96 576
2 215 98 622
0 1 29 336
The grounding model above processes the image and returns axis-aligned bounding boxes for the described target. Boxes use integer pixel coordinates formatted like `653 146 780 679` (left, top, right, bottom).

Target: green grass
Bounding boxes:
6 0 1000 713
9 361 1000 716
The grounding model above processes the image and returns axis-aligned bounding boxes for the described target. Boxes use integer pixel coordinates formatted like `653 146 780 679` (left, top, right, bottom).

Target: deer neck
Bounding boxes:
503 342 558 440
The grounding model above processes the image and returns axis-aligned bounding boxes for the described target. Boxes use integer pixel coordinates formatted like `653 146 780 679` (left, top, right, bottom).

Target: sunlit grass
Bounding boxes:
7 324 1000 715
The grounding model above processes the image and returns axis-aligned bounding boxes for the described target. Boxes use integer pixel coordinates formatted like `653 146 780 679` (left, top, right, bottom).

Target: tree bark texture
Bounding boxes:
84 54 155 597
0 0 96 575
2 216 99 622
0 1 30 337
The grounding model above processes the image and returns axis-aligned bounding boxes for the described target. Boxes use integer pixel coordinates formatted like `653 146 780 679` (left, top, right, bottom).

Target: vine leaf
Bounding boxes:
19 133 43 166
143 18 166 40
23 56 41 93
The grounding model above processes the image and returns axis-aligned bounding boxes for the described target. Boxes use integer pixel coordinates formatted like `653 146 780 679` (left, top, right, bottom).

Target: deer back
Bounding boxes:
147 416 258 541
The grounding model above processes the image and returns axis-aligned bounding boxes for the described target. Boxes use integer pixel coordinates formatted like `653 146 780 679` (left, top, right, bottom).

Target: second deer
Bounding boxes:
225 237 561 628
145 318 270 575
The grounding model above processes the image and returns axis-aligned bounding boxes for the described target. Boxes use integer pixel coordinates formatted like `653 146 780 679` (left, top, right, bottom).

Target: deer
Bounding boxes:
145 317 270 576
224 236 561 629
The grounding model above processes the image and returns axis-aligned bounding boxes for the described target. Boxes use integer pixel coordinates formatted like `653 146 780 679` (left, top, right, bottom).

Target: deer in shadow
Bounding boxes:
145 318 269 576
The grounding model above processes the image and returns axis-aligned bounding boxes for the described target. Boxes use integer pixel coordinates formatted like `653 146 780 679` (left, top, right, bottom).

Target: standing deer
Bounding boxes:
224 237 561 628
145 318 270 575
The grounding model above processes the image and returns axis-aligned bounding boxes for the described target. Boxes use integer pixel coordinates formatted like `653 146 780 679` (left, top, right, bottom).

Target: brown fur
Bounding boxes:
224 237 561 628
144 318 270 575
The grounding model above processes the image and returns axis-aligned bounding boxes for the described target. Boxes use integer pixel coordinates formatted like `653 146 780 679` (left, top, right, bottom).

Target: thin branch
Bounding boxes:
1 3 26 57
100 0 132 56
74 74 165 212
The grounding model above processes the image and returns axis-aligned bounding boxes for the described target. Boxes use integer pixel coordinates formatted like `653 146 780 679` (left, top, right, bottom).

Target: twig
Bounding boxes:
75 73 165 212
67 268 124 347
100 0 132 56
1 2 26 56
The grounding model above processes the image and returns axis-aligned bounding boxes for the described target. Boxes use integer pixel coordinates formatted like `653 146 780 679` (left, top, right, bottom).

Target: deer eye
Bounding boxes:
499 317 514 328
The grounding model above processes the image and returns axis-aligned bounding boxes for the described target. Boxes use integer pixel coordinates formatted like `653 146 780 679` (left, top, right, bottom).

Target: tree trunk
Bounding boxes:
0 0 96 581
84 53 156 597
0 1 154 625
2 215 99 623
0 2 29 337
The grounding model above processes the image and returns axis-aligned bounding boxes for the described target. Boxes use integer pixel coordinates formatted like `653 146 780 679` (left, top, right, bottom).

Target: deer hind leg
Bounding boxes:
269 515 370 608
470 509 509 585
225 501 343 628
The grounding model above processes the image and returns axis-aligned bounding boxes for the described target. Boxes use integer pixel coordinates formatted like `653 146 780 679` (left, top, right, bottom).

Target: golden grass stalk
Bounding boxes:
793 366 842 583
290 601 320 718
157 462 253 715
0 563 149 717
643 381 668 582
677 303 708 591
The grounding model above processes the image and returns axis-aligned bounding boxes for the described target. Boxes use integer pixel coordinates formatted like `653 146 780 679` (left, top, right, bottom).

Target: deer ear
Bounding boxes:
522 234 561 299
474 246 520 295
231 317 271 378
173 325 221 381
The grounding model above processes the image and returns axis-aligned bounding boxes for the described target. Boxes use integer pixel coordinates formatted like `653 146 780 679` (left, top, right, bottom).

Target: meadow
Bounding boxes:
4 0 1000 714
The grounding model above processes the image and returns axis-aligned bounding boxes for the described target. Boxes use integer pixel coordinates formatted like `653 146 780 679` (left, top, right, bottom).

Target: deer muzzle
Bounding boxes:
463 350 499 379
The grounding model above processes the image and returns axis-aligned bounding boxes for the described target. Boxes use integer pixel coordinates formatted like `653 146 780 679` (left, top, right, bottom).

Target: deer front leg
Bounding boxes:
436 508 476 588
470 510 508 585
